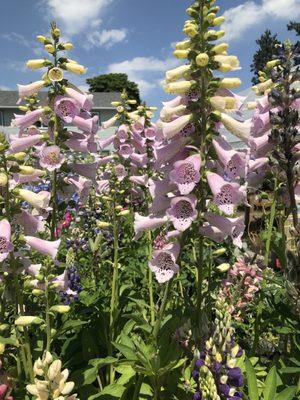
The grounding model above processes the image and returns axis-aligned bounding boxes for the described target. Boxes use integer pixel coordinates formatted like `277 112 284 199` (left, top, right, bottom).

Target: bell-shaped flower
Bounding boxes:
102 115 118 129
149 243 180 283
39 145 65 171
119 143 133 159
145 125 157 140
17 189 51 210
24 236 61 259
11 108 45 129
134 213 168 239
165 64 191 82
154 137 189 164
207 172 245 215
213 137 245 179
116 124 129 142
166 194 198 231
161 114 193 139
65 87 93 111
54 96 80 123
149 178 176 199
9 134 45 153
204 212 245 248
169 154 201 194
73 114 98 134
220 113 251 142
132 117 145 135
17 210 45 235
18 80 46 98
0 219 13 262
69 162 98 180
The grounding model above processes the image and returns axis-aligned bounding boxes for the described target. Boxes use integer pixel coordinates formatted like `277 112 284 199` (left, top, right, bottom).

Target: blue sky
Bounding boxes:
0 0 299 108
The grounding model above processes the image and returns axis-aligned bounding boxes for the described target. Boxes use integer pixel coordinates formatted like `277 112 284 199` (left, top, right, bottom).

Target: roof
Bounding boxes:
0 90 121 109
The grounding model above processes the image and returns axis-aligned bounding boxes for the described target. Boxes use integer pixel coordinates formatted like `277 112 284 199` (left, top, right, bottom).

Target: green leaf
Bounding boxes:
112 342 138 361
0 336 19 347
280 367 300 374
71 366 98 386
263 366 277 400
88 384 126 399
90 357 118 368
245 358 259 400
275 386 297 400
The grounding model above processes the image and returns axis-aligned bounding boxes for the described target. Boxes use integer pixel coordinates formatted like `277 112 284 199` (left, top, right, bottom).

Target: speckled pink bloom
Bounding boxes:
54 96 80 123
0 219 13 262
149 243 180 283
207 172 245 215
169 154 201 195
166 195 198 231
39 145 65 171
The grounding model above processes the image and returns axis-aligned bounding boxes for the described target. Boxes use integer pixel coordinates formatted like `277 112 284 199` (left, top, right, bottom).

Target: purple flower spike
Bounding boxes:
166 195 198 232
149 243 180 283
193 391 202 400
169 154 201 195
227 367 244 387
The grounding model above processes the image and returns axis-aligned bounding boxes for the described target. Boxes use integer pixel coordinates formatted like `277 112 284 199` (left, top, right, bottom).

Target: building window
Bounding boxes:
0 111 3 126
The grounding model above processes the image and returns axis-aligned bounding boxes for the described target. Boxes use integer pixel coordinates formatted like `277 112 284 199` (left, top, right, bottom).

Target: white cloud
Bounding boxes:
44 0 111 35
86 29 127 49
223 0 300 41
107 56 180 95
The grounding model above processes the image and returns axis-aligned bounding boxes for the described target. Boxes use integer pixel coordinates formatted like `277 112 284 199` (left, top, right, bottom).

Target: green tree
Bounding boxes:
250 30 281 84
287 20 300 36
86 73 141 107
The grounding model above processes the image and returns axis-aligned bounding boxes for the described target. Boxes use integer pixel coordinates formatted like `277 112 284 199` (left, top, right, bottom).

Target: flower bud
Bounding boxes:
32 289 44 296
213 16 225 25
63 42 74 51
36 35 47 43
173 49 190 59
0 173 8 187
96 221 111 228
15 316 43 326
219 78 241 89
26 59 49 69
175 40 190 50
45 44 55 53
212 42 229 54
266 59 280 69
217 263 231 272
48 359 62 380
118 209 130 216
52 27 61 37
65 62 87 75
196 53 209 67
50 305 71 314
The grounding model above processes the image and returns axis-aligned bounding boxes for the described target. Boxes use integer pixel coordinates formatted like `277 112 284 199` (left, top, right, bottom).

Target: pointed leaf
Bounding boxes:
275 386 297 400
263 366 277 400
245 358 259 400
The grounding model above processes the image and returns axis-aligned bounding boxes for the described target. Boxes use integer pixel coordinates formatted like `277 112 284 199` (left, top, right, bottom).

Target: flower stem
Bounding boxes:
109 198 119 384
147 231 155 326
153 281 170 339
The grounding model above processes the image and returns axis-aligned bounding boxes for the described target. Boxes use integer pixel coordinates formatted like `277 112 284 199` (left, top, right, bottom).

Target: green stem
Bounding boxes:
253 181 278 354
132 374 144 400
45 280 52 352
264 183 277 264
147 231 155 326
153 281 170 339
109 200 119 384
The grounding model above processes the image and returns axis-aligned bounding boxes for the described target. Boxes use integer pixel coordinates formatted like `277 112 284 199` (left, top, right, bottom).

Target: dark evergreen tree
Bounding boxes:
287 21 300 36
86 73 141 107
250 30 281 84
